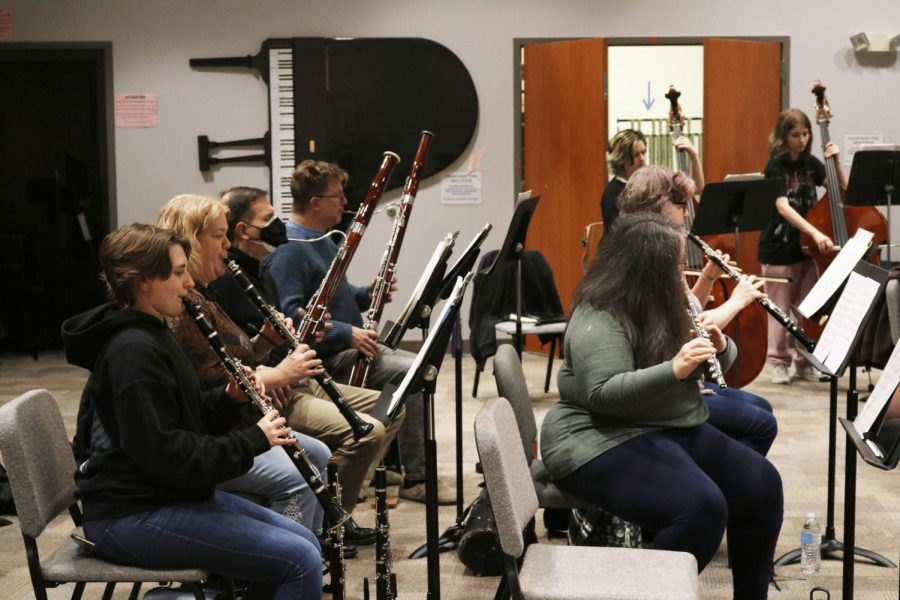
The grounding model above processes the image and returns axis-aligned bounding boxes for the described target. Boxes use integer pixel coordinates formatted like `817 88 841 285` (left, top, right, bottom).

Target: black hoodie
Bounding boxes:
62 302 269 520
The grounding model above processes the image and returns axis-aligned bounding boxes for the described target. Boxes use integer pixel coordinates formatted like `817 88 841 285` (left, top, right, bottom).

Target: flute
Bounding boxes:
224 258 375 441
687 232 816 352
181 297 351 531
685 297 727 389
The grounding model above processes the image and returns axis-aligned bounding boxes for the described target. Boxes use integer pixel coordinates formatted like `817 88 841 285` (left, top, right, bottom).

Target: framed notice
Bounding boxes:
114 94 158 128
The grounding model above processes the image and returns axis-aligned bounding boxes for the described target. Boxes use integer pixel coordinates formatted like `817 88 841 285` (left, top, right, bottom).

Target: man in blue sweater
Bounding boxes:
265 160 454 504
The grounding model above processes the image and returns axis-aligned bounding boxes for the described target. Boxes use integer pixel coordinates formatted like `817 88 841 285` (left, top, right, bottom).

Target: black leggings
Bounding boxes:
559 424 783 600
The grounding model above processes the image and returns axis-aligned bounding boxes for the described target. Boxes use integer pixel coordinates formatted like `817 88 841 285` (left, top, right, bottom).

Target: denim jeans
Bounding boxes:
83 490 321 600
218 431 331 535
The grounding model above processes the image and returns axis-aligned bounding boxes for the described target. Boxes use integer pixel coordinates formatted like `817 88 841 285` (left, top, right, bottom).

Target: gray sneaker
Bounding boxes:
771 364 791 384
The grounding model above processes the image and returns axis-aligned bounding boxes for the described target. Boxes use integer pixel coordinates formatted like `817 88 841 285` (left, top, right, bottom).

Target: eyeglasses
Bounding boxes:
316 193 346 201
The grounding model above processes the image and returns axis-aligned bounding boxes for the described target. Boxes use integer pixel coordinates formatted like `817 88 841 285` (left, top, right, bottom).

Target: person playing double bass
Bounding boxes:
758 108 845 385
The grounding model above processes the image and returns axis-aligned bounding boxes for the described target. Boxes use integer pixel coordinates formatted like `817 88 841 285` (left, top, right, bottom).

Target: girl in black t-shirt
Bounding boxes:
758 108 846 384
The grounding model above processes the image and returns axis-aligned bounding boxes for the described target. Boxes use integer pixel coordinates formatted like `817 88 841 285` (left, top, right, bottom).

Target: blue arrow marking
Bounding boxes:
642 81 655 110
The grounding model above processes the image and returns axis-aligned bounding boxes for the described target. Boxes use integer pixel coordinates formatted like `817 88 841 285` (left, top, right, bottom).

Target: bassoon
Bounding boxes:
687 232 817 352
296 151 401 345
349 131 434 387
181 297 351 531
224 258 374 440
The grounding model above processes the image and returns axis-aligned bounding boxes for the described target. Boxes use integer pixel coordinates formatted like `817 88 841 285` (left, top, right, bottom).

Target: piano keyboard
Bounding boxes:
269 45 295 221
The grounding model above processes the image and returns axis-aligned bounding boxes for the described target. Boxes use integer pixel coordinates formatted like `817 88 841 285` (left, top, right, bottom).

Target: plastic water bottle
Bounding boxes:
800 513 822 574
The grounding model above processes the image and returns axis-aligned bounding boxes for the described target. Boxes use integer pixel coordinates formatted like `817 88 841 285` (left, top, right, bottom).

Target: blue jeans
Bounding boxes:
83 491 321 600
218 431 331 535
703 382 778 456
560 424 783 600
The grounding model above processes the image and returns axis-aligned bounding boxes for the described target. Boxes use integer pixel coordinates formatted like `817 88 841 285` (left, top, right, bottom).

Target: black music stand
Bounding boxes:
406 226 493 559
481 194 540 358
692 178 781 384
846 146 900 265
775 262 894 596
376 274 473 600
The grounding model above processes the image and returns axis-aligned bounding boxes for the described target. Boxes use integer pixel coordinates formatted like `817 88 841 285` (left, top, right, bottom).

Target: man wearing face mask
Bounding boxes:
211 187 290 341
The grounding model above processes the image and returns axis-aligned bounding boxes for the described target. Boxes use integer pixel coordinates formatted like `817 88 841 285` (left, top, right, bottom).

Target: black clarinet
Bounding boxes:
685 297 727 389
181 297 351 531
373 465 397 600
687 232 817 352
326 459 346 600
224 259 375 441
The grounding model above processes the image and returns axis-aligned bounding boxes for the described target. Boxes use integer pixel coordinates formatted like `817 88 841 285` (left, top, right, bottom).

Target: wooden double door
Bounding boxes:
522 37 783 314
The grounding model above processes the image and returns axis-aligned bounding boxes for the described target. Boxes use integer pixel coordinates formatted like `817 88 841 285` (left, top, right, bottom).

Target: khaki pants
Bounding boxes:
284 378 404 513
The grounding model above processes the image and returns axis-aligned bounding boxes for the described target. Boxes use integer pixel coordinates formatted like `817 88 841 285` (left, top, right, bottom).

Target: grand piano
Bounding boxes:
191 37 479 219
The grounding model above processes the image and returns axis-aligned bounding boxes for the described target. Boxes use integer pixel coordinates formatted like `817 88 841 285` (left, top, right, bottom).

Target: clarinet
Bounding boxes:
181 297 351 531
685 296 728 389
373 465 398 600
687 232 817 352
349 131 434 387
224 259 374 441
297 151 401 345
326 459 346 600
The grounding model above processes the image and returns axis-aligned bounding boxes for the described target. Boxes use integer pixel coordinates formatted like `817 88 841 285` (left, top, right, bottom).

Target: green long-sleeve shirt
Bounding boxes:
540 304 737 481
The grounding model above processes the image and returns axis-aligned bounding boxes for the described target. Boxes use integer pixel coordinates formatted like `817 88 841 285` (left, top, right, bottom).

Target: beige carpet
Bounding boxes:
2 349 899 599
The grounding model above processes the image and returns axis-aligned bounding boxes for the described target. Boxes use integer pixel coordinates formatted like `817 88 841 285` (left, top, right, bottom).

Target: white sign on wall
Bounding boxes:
441 172 482 205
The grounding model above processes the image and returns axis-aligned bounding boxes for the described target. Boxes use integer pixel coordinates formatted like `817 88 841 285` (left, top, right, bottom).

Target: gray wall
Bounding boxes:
6 0 900 337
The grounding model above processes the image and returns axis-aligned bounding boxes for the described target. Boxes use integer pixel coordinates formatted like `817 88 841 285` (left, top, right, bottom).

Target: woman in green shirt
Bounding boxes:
540 213 783 600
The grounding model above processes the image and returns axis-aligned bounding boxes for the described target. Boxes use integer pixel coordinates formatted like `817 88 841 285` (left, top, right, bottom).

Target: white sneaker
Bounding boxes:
796 364 826 382
770 364 791 384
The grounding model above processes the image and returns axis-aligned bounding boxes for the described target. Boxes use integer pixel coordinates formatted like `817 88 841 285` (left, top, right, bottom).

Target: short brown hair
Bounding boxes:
290 160 348 213
607 129 647 177
99 223 190 306
220 186 268 240
156 194 228 279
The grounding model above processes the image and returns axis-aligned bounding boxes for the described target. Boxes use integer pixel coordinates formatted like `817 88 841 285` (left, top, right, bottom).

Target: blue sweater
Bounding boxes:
264 220 371 357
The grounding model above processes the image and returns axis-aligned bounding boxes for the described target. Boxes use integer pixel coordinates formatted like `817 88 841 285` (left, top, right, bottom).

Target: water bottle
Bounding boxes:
800 513 822 574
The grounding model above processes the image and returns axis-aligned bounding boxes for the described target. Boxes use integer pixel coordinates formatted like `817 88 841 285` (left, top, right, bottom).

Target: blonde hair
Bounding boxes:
156 194 228 279
607 129 646 177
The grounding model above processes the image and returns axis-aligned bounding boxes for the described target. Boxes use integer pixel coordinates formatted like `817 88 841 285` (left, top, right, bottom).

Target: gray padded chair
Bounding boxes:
492 343 590 511
0 389 210 600
475 397 698 600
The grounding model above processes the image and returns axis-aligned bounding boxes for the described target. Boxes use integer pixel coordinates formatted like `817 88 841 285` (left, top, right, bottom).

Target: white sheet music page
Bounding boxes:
812 271 881 373
854 341 900 436
387 276 466 416
798 228 874 318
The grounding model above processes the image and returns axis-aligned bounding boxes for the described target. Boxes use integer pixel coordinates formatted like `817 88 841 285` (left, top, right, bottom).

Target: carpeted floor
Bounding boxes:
2 348 900 599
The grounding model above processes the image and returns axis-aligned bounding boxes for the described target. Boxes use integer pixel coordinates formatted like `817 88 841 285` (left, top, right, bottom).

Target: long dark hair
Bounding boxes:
574 213 690 367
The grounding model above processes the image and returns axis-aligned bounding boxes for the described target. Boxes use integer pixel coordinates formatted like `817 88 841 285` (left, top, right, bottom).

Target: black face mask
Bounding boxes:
245 216 288 253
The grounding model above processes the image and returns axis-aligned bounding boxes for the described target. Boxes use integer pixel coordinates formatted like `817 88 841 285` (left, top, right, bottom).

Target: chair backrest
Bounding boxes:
492 344 537 465
886 279 900 344
474 397 539 559
581 221 604 273
0 389 78 537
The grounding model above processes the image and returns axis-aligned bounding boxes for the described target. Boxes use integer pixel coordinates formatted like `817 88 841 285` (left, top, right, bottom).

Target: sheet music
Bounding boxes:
387 275 468 416
798 228 875 318
392 232 456 325
812 271 881 373
854 341 900 436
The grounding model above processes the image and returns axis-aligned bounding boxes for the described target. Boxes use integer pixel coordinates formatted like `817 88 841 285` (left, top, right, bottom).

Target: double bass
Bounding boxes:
801 81 887 272
665 85 767 388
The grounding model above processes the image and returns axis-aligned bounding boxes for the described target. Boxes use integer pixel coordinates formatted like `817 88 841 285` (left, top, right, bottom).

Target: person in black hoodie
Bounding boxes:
62 223 321 599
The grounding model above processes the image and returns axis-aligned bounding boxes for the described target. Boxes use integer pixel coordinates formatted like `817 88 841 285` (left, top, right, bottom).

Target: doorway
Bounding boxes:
515 36 787 314
0 44 115 354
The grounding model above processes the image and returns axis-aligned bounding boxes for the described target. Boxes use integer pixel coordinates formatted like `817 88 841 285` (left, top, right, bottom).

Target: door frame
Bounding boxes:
0 42 117 232
514 36 790 199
